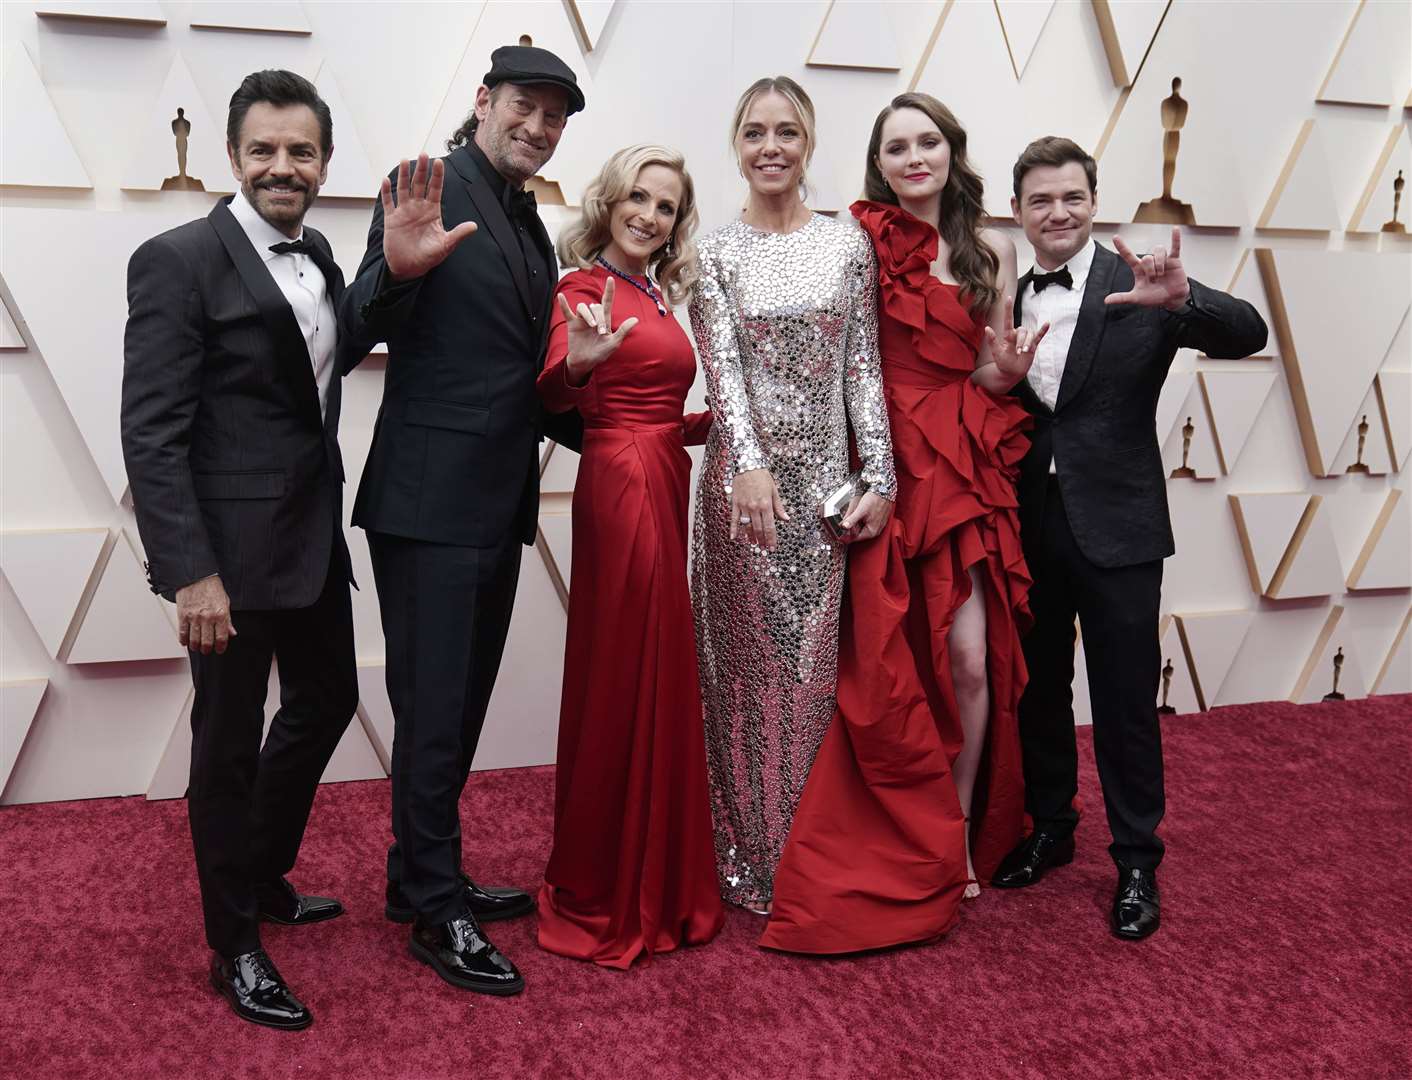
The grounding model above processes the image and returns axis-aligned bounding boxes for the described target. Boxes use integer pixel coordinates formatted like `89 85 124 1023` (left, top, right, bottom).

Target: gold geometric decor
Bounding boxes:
1375 369 1412 471
1257 119 1339 232
1173 610 1254 711
1291 606 1367 705
566 0 617 53
1316 0 1412 109
1090 0 1170 89
1369 607 1411 695
1 42 92 190
807 0 903 72
1347 126 1412 234
1229 493 1343 601
993 0 1057 81
36 3 166 26
1346 490 1409 591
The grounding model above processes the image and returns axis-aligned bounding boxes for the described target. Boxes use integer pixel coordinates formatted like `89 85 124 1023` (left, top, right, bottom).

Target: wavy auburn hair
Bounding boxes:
556 144 699 306
863 93 999 314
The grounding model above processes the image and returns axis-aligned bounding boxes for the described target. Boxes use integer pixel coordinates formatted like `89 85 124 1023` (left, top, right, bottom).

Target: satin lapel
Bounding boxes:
308 227 344 434
1053 243 1116 413
208 198 321 425
529 213 555 366
447 148 534 317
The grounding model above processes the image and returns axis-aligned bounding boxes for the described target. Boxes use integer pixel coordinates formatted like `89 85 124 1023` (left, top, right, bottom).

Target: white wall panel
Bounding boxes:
0 0 1408 804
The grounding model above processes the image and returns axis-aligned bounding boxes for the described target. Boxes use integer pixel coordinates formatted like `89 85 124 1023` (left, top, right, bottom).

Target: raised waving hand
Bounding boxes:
560 276 639 384
381 154 479 281
1107 226 1191 311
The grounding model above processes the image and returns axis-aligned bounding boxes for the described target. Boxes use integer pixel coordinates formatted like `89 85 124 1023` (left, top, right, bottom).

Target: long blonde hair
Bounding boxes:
556 144 699 305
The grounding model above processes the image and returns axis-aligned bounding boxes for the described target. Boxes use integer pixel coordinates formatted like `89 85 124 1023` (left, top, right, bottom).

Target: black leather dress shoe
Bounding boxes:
256 878 345 926
385 874 535 924
1111 865 1161 940
990 829 1076 889
209 949 312 1030
409 915 524 996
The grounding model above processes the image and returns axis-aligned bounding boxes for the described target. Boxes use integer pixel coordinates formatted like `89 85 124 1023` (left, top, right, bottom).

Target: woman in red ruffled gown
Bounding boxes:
536 146 722 968
764 94 1050 954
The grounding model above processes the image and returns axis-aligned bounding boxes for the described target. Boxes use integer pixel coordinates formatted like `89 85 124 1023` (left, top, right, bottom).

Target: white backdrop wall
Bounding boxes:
1 0 1408 805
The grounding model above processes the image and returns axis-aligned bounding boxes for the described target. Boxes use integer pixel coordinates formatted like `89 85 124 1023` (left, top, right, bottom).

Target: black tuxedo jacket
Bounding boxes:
1013 243 1267 568
339 145 582 549
121 197 352 609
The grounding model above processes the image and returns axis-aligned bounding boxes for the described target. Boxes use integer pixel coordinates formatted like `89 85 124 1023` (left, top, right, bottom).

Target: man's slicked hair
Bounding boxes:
227 69 333 158
1012 136 1097 200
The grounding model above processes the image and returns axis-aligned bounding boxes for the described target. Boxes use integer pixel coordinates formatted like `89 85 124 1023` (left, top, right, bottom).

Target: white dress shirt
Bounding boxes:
228 189 336 420
1020 237 1096 473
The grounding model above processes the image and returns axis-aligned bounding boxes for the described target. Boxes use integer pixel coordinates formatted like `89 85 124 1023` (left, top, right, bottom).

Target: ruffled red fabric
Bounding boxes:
762 201 1033 955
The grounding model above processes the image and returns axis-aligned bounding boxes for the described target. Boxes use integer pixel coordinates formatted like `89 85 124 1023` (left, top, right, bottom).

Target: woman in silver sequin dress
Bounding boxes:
689 77 896 914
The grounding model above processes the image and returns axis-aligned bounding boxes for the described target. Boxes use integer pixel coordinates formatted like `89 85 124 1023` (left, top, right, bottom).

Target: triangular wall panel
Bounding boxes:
1219 252 1277 358
1153 369 1195 455
0 529 108 659
1199 370 1277 475
1174 610 1254 711
995 1 1056 80
1155 617 1200 715
1376 370 1411 471
566 0 616 52
1091 0 1169 87
1 43 92 189
1370 608 1411 695
1324 488 1397 585
539 512 573 602
1257 248 1410 476
37 3 166 24
1347 491 1410 591
1270 501 1344 601
189 2 311 34
67 532 184 664
1329 384 1394 477
0 299 25 350
1160 379 1219 480
355 663 394 771
121 54 234 194
1228 493 1315 597
1 679 49 794
311 61 382 200
1317 0 1412 109
808 0 903 71
1347 125 1412 234
1257 120 1340 232
540 440 581 493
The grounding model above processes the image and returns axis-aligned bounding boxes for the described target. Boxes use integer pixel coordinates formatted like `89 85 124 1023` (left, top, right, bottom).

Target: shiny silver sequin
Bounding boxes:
689 213 895 907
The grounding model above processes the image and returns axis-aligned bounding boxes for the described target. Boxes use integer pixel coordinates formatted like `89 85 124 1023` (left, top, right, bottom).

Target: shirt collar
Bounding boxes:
1030 237 1096 294
229 189 303 263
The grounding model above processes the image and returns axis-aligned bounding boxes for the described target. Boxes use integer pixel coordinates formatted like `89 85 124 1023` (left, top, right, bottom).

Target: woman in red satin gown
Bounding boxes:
764 95 1050 954
536 146 723 968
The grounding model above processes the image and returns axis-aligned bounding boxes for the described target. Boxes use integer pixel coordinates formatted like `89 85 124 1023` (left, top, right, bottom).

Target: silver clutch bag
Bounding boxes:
820 471 863 541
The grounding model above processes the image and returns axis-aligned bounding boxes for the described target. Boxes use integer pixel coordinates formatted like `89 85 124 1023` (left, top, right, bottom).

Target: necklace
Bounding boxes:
595 255 668 317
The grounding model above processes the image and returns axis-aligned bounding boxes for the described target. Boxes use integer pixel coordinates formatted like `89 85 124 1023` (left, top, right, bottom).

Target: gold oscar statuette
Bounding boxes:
1382 169 1406 235
160 107 205 192
1157 657 1177 715
1135 77 1197 225
1346 414 1372 474
1170 415 1198 478
1321 646 1346 702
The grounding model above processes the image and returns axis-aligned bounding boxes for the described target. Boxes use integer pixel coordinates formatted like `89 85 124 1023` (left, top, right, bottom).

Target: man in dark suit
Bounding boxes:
338 46 584 996
122 70 357 1029
992 137 1267 939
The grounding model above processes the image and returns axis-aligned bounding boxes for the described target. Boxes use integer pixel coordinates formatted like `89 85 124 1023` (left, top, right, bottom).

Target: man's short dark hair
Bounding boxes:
1012 136 1097 200
227 69 332 158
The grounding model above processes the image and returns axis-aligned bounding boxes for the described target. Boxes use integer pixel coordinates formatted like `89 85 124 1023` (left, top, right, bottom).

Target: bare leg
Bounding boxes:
949 565 990 899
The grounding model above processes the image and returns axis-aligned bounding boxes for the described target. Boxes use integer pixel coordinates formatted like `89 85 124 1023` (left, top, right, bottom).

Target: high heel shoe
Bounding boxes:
963 817 980 901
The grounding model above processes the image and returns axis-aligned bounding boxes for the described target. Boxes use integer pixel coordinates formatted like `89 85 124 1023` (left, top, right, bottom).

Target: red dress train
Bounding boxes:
536 266 723 968
762 202 1033 954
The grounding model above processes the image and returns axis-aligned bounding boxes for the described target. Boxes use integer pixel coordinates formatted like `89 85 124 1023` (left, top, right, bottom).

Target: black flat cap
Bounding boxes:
484 45 585 115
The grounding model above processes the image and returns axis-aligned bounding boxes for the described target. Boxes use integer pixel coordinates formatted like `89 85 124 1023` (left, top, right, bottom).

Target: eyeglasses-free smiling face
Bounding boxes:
227 102 330 237
601 164 683 274
1012 161 1097 271
474 82 570 185
876 106 951 206
736 91 807 197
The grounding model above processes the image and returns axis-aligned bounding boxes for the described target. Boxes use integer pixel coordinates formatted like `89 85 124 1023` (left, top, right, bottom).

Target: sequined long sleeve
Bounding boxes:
842 231 896 498
689 242 767 478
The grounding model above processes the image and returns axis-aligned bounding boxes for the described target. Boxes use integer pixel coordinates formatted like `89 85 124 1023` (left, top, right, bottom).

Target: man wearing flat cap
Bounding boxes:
339 44 585 995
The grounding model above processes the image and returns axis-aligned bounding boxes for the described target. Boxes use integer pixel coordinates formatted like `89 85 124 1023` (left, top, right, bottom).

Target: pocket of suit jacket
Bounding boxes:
403 397 490 436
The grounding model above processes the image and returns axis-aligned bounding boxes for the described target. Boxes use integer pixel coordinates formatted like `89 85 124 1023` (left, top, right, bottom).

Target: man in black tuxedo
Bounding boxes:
339 46 584 996
992 137 1267 939
122 71 357 1028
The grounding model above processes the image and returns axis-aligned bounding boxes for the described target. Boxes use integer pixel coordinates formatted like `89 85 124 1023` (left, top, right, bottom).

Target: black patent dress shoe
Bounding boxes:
1112 865 1161 940
409 915 524 996
209 949 312 1030
990 829 1077 889
256 878 345 926
385 874 535 924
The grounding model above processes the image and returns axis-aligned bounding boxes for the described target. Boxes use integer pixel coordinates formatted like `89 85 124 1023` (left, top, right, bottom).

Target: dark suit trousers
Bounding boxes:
187 557 357 957
1018 475 1166 871
367 532 523 925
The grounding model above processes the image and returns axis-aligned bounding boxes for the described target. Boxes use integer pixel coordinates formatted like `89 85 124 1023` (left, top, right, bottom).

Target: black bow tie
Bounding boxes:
269 238 339 286
505 186 537 219
1031 266 1073 293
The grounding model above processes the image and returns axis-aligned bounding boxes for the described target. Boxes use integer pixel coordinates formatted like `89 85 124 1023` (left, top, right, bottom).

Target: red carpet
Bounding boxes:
2 696 1408 1079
